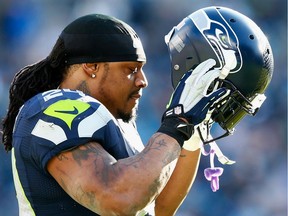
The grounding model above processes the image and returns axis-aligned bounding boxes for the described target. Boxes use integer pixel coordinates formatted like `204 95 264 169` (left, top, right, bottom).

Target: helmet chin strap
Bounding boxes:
204 134 236 165
197 121 235 192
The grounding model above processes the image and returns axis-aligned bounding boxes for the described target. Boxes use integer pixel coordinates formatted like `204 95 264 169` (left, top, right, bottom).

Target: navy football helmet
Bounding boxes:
165 6 274 142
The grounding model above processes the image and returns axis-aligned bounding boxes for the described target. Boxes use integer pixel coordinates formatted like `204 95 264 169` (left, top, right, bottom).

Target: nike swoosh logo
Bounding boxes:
54 106 79 115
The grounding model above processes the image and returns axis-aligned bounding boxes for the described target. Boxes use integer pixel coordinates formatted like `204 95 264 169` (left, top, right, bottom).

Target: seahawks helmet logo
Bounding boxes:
189 9 242 73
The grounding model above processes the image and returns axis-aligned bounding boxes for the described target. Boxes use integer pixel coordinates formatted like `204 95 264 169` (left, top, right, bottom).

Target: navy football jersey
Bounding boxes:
11 89 152 216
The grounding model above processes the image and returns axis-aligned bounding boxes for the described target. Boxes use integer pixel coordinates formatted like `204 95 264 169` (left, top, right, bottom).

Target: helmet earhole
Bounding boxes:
249 35 255 40
230 18 236 23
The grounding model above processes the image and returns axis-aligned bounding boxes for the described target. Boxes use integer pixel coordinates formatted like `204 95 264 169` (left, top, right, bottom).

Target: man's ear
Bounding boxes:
82 63 99 77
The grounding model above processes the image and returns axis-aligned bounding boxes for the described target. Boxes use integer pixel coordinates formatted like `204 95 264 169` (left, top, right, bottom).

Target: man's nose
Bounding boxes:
135 70 148 88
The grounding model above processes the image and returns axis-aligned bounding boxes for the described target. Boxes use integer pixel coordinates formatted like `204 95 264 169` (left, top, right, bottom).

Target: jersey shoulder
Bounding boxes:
25 89 115 143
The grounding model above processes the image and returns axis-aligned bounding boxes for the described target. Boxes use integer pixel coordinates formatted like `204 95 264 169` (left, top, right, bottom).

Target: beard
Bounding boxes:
117 106 138 123
98 63 139 123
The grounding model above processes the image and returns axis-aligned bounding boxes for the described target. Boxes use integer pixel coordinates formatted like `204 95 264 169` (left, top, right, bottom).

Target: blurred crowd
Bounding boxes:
0 0 287 215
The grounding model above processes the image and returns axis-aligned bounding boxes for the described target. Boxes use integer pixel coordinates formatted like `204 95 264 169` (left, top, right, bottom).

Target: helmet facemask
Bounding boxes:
199 78 266 144
212 79 266 130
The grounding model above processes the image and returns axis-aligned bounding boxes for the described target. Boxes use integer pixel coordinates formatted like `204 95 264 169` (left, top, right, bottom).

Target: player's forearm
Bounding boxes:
111 133 181 211
154 148 201 216
95 133 181 215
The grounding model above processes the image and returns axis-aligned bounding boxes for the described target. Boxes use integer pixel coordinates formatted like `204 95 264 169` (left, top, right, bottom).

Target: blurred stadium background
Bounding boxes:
0 0 287 215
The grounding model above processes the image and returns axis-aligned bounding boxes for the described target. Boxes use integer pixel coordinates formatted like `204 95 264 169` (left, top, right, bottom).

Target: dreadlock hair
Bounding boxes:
1 37 69 151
